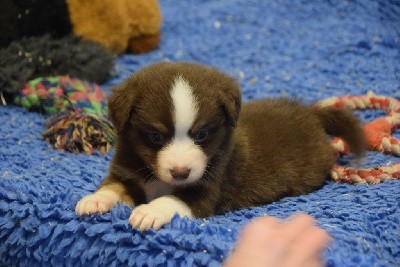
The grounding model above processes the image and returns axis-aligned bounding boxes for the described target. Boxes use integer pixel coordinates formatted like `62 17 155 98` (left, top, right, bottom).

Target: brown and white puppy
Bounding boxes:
75 62 365 231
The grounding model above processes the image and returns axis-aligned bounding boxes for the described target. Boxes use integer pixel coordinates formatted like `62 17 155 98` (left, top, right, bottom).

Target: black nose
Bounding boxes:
170 167 191 180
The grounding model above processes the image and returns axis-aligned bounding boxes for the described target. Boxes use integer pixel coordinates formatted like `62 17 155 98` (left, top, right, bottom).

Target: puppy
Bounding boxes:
76 62 365 231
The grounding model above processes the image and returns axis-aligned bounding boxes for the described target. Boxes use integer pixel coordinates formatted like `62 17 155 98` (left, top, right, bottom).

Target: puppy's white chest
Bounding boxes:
144 179 174 202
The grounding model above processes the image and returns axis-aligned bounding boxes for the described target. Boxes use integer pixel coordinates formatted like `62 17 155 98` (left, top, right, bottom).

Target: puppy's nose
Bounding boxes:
170 167 191 180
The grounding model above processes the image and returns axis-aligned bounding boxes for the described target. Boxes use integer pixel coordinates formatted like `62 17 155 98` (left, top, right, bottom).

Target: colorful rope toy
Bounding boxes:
316 92 400 184
14 76 105 114
14 76 115 155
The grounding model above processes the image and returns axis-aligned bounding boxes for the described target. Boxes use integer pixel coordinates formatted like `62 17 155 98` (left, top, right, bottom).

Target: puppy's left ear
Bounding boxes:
107 79 139 133
219 78 242 127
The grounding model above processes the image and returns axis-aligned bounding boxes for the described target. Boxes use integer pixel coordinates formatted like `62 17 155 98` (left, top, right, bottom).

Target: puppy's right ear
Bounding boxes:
218 77 242 127
107 80 138 133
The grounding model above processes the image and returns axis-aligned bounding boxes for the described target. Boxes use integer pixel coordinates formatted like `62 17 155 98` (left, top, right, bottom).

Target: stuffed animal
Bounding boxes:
0 0 162 99
0 0 162 54
67 0 162 54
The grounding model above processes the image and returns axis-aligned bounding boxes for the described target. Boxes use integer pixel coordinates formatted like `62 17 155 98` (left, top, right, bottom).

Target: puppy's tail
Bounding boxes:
312 107 366 156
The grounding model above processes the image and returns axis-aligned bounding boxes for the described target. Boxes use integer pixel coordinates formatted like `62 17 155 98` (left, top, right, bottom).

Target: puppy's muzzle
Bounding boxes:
170 167 191 180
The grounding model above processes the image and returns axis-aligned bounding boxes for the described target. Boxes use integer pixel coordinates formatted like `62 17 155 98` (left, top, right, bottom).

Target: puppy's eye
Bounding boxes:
149 132 164 145
194 129 209 143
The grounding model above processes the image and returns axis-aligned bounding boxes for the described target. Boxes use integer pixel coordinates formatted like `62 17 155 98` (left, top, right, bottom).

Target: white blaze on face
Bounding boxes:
156 77 207 185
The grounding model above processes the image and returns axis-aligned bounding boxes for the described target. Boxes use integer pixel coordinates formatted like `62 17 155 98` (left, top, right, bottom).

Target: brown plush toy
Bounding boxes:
67 0 162 54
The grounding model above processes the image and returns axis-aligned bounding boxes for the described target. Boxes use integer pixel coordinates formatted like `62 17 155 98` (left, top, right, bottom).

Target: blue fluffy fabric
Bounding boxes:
1 0 399 266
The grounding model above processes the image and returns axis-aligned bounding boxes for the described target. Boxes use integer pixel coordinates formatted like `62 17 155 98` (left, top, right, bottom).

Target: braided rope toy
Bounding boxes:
14 76 105 114
316 92 400 184
14 76 115 155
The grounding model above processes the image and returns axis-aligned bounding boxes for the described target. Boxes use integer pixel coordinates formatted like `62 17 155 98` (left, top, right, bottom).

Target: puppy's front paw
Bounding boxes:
75 190 119 215
129 196 194 231
129 204 171 231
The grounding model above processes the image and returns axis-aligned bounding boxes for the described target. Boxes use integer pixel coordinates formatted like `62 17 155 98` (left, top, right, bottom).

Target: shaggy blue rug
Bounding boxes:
1 0 399 266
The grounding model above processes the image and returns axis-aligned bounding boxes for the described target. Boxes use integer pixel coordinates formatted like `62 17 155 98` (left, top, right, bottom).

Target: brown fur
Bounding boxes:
100 62 365 218
67 0 162 54
129 32 161 54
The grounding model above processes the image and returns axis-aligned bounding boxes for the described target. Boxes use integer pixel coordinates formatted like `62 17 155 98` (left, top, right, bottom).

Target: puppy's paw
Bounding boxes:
75 190 119 215
129 195 193 231
129 204 171 231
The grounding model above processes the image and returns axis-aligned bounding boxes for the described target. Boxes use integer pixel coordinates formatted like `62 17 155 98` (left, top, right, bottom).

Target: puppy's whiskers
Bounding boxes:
204 169 216 180
133 166 148 174
144 170 158 183
206 162 218 172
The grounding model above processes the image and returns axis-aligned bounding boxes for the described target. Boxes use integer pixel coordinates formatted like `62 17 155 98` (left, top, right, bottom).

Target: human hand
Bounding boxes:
224 214 332 267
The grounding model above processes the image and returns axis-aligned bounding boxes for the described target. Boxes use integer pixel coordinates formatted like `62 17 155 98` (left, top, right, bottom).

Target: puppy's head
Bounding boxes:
108 62 241 186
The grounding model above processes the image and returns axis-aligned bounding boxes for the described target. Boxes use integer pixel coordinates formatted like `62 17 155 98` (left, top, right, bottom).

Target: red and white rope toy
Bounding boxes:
316 92 400 184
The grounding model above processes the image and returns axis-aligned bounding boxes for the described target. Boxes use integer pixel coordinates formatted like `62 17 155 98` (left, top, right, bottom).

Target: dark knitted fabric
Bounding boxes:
0 35 115 98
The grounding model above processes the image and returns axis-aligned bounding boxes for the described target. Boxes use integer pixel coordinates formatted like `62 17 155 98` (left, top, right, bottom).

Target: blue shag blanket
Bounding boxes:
1 0 399 266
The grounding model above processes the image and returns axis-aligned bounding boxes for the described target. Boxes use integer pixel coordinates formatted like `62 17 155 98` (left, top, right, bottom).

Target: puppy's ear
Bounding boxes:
219 79 242 127
107 80 139 133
